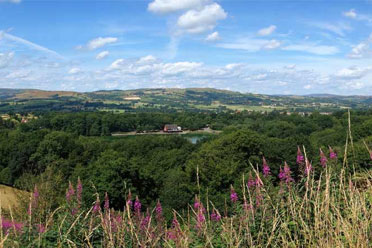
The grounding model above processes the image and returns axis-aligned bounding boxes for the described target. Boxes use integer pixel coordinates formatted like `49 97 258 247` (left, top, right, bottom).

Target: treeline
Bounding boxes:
20 112 211 135
1 110 372 218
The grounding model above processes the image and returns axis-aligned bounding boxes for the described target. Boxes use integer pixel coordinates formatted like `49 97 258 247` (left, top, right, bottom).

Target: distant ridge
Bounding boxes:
0 87 371 113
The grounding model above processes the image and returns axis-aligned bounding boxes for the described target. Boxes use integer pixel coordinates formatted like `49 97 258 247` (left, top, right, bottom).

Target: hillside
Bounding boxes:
0 88 371 113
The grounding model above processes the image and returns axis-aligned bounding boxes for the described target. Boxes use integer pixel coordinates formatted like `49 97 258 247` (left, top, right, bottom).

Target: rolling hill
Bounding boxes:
0 88 370 113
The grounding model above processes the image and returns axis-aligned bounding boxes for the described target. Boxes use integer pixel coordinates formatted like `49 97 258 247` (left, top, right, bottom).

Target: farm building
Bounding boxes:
163 124 182 133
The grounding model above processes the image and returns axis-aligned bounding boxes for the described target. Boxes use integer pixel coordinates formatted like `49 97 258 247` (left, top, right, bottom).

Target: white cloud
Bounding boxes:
225 63 243 70
218 37 281 52
6 70 30 79
68 68 81 74
96 51 109 60
307 21 351 36
161 61 202 75
283 43 339 55
285 64 296 70
109 59 126 70
137 55 157 64
342 9 372 23
177 3 227 34
348 34 372 59
262 39 281 50
205 31 220 41
108 57 202 76
334 66 372 80
340 81 365 90
343 9 357 18
0 32 63 59
257 25 277 36
148 0 209 14
0 52 14 68
85 37 118 50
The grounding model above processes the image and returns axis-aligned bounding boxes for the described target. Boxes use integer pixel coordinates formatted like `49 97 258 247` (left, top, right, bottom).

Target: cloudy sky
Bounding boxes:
0 0 372 95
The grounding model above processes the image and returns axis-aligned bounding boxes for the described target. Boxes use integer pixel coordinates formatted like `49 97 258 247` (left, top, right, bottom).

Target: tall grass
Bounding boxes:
1 150 371 247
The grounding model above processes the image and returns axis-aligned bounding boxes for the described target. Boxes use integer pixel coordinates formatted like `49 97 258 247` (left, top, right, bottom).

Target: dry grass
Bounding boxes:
14 90 80 99
0 185 28 210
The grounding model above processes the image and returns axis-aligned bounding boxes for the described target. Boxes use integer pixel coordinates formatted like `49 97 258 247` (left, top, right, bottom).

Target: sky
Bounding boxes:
0 0 371 95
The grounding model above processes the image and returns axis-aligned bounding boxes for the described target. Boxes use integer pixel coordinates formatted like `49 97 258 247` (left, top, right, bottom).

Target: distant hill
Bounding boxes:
0 88 371 113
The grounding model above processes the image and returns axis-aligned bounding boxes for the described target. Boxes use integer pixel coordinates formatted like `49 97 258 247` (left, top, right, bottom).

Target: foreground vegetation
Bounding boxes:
2 110 372 213
1 147 371 247
1 109 372 246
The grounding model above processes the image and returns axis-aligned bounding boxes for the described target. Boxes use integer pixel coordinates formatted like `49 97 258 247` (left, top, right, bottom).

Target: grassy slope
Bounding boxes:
0 88 371 112
0 184 28 210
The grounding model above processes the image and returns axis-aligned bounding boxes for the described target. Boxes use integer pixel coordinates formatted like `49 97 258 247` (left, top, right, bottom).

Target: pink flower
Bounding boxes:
230 187 238 203
320 148 327 168
33 186 39 202
36 224 46 233
155 200 163 221
297 146 304 164
329 146 337 160
156 200 162 215
126 191 132 208
255 176 263 188
262 157 271 177
92 197 101 213
1 218 24 233
140 214 151 231
247 177 256 189
71 208 78 216
243 200 253 211
196 211 205 229
104 192 109 211
193 196 201 210
279 162 294 184
134 196 141 213
211 210 221 222
66 182 75 202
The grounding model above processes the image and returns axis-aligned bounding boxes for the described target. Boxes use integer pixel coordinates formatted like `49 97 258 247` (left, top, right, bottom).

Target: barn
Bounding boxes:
163 124 182 133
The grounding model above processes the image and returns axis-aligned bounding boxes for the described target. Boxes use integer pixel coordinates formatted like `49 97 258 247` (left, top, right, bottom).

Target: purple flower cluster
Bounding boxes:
1 218 24 234
247 175 263 189
140 214 151 231
279 162 294 184
134 196 141 213
93 197 101 213
104 192 110 211
210 209 221 222
36 224 46 234
262 157 271 177
320 148 328 168
230 187 238 203
329 146 337 160
297 147 304 165
126 191 133 208
66 182 75 202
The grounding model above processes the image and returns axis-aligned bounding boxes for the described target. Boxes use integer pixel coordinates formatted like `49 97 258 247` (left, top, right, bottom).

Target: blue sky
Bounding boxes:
0 0 371 95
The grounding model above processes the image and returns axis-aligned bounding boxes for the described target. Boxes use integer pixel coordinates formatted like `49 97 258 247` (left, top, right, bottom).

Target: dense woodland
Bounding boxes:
1 110 372 219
